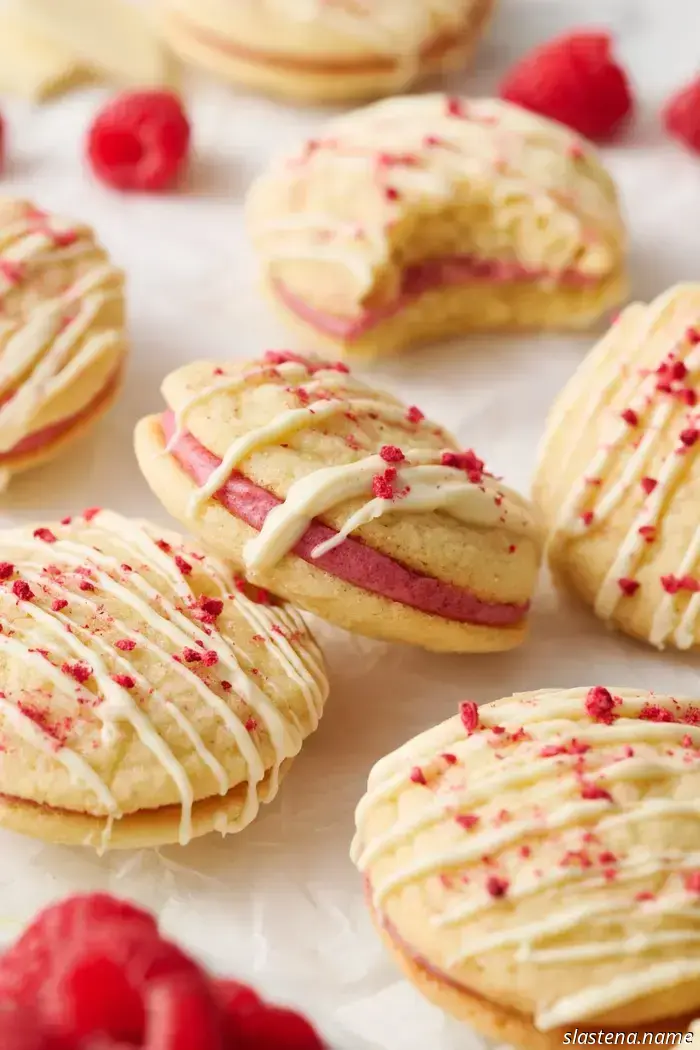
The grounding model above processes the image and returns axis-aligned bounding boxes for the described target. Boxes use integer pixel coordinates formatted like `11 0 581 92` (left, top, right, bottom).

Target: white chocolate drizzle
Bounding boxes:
352 687 700 1030
0 510 328 848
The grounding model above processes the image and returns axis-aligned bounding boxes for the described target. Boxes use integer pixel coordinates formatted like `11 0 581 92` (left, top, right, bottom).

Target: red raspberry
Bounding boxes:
0 1005 46 1050
663 77 700 154
87 90 191 192
499 31 634 141
237 1005 326 1049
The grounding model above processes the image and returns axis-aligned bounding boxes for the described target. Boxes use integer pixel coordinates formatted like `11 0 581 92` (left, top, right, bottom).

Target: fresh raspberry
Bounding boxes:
236 1005 326 1049
145 975 224 1050
0 1005 46 1050
499 32 633 141
87 90 191 192
663 78 700 154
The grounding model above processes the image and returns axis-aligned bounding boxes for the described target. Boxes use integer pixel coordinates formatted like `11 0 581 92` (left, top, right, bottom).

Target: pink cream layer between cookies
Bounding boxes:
0 368 121 462
161 411 529 628
273 255 600 341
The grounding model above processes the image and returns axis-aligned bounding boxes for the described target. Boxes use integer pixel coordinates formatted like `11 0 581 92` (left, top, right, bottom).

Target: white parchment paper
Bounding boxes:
1 2 700 1046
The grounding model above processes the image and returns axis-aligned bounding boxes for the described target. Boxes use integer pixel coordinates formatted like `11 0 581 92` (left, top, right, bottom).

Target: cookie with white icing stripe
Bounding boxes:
0 509 328 850
0 198 126 488
534 284 700 650
162 0 493 104
134 350 542 653
246 95 627 358
352 686 700 1047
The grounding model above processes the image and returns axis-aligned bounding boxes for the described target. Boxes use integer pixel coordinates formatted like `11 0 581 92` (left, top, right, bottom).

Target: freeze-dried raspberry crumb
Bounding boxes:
455 813 480 830
52 598 69 612
182 647 202 663
585 686 619 724
62 661 92 683
580 510 594 526
663 78 700 154
406 405 424 424
617 577 640 596
0 562 14 580
687 327 700 345
499 31 633 141
459 700 480 734
485 876 509 898
156 538 172 553
441 449 485 483
190 595 224 623
201 650 219 666
114 639 136 651
372 467 397 500
446 96 468 118
638 525 656 542
33 528 56 544
621 407 639 426
245 717 258 732
679 427 699 447
12 580 34 601
221 681 232 692
379 445 405 463
639 703 675 723
409 766 427 785
580 781 613 802
82 507 101 522
174 555 192 576
79 580 95 592
111 674 135 689
87 90 191 192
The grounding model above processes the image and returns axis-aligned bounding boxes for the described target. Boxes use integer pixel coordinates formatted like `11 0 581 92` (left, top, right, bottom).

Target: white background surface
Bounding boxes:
1 2 700 1047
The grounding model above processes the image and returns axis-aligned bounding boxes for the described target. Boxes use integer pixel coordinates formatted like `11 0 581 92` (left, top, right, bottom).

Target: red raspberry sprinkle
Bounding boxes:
79 580 95 592
245 717 258 732
621 408 639 426
441 449 485 483
682 734 694 748
599 850 617 864
585 685 619 724
687 327 700 345
663 78 700 154
12 580 34 601
201 650 219 667
580 510 594 526
0 562 14 580
499 31 633 141
406 405 424 424
191 595 224 623
661 574 681 594
459 700 480 734
111 674 135 689
685 871 700 893
51 598 69 612
221 681 232 692
485 876 509 899
62 661 92 683
372 467 397 501
174 555 192 575
182 647 202 663
156 539 172 553
679 427 699 447
580 781 613 802
519 845 532 859
384 186 400 202
617 577 640 596
0 260 24 284
379 445 405 463
442 753 458 765
82 507 101 522
33 528 56 544
409 766 427 785
87 90 191 192
540 744 567 758
638 525 656 542
635 890 655 902
639 703 675 723
446 96 468 118
114 638 137 651
455 813 480 830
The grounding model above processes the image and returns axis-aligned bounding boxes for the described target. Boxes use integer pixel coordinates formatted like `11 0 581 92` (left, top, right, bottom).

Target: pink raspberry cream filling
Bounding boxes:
161 411 530 628
273 254 597 341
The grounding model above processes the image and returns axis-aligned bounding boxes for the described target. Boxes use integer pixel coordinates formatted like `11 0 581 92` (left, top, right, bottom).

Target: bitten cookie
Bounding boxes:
0 198 127 488
534 284 700 649
161 0 494 104
0 509 328 850
134 351 542 654
352 686 700 1049
246 95 627 359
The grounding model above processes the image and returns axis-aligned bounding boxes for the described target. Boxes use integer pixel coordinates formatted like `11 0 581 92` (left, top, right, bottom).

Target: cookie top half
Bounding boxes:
0 509 328 847
353 686 700 1031
535 283 700 649
0 198 126 468
247 94 625 321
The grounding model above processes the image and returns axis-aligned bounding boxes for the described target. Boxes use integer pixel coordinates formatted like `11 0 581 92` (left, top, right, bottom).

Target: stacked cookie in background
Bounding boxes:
1 2 700 1049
